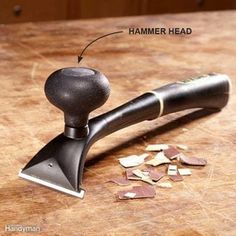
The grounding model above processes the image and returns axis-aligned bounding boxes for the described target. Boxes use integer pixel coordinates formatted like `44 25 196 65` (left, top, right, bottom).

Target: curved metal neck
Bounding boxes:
64 125 89 139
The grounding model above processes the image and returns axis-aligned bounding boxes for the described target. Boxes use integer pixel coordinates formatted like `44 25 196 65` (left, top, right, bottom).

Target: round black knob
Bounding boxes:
44 67 110 138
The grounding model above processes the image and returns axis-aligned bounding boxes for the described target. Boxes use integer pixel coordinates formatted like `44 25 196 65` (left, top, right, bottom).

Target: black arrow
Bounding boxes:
78 30 123 64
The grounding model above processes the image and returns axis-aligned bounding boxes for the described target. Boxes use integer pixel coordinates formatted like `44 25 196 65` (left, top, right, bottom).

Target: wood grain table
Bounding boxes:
0 11 235 236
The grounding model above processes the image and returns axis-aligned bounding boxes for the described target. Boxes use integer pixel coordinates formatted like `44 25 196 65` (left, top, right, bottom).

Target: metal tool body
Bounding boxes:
19 68 231 198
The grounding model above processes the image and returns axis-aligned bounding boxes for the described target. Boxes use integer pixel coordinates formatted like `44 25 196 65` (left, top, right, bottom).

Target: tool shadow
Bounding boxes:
85 108 217 167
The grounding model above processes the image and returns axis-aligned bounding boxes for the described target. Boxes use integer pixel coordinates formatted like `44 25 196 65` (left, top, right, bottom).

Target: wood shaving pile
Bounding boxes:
106 143 207 200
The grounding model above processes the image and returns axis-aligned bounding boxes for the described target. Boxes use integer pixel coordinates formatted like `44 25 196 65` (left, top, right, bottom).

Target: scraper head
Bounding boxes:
18 133 91 198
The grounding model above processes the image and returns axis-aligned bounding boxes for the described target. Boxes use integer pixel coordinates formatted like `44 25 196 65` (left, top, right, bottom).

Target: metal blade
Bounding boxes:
19 170 85 198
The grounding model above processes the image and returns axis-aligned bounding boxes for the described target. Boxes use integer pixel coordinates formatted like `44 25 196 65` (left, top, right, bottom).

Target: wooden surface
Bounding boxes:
0 11 236 236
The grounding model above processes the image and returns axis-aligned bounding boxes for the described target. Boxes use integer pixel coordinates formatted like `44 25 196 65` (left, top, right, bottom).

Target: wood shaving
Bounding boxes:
145 144 169 151
146 152 171 166
179 154 207 166
178 168 192 176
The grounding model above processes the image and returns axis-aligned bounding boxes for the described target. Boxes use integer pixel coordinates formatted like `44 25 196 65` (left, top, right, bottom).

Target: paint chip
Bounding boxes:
117 185 156 199
167 165 178 176
119 154 148 168
179 154 207 166
164 146 181 160
149 170 165 182
169 171 183 182
145 144 169 151
132 169 147 178
126 169 141 180
107 177 130 186
178 168 192 176
146 152 171 166
132 169 156 185
114 143 207 200
124 192 136 198
144 167 166 182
